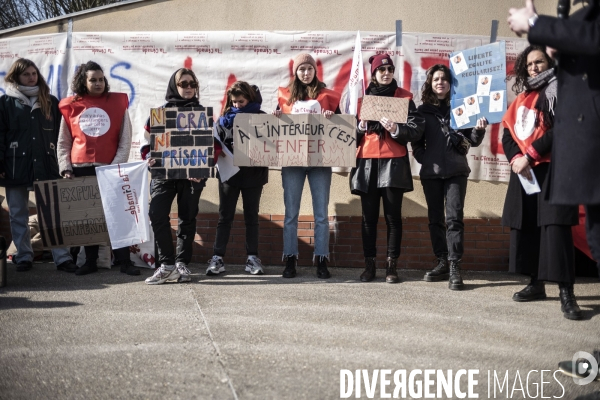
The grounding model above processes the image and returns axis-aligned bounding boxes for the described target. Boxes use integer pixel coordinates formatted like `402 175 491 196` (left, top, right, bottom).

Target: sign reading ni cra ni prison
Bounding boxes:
34 176 110 249
149 106 215 179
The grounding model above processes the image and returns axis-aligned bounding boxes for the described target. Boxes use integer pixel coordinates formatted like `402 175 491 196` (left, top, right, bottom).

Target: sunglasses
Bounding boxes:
377 66 395 73
177 80 198 89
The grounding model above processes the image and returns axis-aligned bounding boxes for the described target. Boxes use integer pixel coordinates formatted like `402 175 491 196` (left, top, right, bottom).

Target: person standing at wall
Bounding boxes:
412 64 487 290
273 53 340 279
205 81 268 276
0 58 78 273
350 54 424 283
58 61 139 276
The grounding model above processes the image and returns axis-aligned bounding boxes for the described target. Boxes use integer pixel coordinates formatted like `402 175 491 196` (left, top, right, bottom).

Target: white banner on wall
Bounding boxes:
0 30 528 182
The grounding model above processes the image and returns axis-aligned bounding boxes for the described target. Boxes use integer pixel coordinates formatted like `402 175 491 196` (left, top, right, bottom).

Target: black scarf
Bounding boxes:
527 68 556 129
365 79 398 136
165 68 200 107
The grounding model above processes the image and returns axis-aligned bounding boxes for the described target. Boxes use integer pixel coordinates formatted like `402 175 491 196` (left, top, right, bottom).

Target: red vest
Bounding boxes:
59 93 129 165
502 90 551 167
277 87 341 114
356 87 413 159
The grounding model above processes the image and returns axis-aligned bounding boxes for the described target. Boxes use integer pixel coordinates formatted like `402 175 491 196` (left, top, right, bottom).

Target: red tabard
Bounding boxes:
502 90 551 167
59 93 129 165
277 87 341 114
356 87 413 159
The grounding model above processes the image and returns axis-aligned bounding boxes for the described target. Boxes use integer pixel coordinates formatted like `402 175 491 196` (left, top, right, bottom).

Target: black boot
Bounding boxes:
385 257 399 283
75 261 98 276
559 283 583 320
448 259 464 290
512 276 546 302
117 259 141 276
424 256 449 282
360 257 376 282
316 257 331 279
282 255 297 278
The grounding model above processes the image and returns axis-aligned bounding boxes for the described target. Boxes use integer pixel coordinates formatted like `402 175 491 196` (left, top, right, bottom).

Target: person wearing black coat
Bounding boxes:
501 45 580 320
206 81 268 276
412 64 487 290
508 0 600 277
350 54 425 283
0 58 77 273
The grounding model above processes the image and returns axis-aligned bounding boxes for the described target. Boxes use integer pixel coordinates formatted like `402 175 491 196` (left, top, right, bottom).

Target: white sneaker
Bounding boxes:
245 256 264 275
206 256 225 276
145 265 180 285
176 262 191 283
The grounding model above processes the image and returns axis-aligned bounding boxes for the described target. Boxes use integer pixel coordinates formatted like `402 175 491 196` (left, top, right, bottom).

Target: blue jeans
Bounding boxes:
5 185 72 265
281 167 332 259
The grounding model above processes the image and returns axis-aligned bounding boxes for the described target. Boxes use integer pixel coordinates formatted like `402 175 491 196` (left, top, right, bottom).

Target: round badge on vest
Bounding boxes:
514 106 535 140
79 107 111 137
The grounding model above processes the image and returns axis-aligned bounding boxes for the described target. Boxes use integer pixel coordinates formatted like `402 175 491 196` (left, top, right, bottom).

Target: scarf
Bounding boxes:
365 79 399 136
526 68 557 129
219 102 261 129
6 83 40 111
164 69 200 107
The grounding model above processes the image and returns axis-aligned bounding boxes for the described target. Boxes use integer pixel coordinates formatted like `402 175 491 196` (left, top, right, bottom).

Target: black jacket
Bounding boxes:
529 2 600 204
350 99 425 194
412 103 485 179
0 93 62 187
501 127 578 228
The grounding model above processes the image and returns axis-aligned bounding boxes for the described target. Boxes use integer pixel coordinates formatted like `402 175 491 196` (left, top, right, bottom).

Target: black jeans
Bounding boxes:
213 181 263 257
585 204 600 275
149 179 203 266
421 176 468 261
359 166 404 258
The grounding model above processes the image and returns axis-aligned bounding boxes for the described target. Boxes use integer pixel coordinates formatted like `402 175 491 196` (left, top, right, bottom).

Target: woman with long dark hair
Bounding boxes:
58 61 139 276
0 58 77 273
413 64 488 290
501 45 581 320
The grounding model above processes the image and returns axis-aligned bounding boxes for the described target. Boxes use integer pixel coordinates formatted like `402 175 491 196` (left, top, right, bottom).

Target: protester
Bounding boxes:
350 54 424 283
141 68 206 285
412 64 487 290
273 53 340 279
57 61 139 276
501 45 581 319
0 58 78 273
205 81 268 276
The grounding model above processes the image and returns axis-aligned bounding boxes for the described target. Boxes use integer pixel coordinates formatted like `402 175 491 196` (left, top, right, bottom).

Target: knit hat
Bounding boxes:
369 54 394 75
293 53 317 75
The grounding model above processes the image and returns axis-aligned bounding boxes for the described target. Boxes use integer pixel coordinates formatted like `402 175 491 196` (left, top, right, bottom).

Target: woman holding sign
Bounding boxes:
57 61 139 276
412 64 487 290
501 45 581 320
351 54 425 283
141 68 206 285
0 58 78 273
273 53 340 279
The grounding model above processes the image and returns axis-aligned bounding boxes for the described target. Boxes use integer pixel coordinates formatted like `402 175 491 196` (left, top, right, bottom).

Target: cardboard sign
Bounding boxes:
233 114 357 167
149 106 216 179
34 177 110 249
359 95 409 123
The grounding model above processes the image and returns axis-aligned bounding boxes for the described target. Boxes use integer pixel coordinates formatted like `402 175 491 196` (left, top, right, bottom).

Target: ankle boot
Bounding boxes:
448 259 464 290
385 257 399 283
559 283 583 320
360 257 376 282
316 257 331 279
424 256 449 282
512 276 546 302
282 255 297 278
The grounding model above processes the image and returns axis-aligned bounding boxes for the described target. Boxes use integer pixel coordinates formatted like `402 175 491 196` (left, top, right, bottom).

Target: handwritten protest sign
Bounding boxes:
359 95 409 123
233 114 356 167
149 106 215 179
34 177 110 249
449 41 507 129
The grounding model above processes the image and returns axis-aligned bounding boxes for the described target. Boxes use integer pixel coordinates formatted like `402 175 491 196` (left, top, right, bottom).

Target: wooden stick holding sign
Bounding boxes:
359 95 409 123
148 106 216 179
34 176 110 249
233 114 357 167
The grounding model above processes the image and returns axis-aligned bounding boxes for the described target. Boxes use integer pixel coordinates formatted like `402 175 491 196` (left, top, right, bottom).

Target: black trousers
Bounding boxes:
213 181 263 257
359 165 404 259
149 179 202 266
585 204 600 275
421 176 468 261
